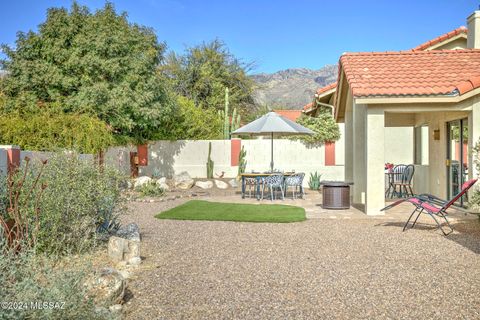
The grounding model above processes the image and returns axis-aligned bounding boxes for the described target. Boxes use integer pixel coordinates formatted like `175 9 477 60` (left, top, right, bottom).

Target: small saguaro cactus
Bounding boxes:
219 87 242 139
237 145 247 177
224 87 230 139
206 142 214 179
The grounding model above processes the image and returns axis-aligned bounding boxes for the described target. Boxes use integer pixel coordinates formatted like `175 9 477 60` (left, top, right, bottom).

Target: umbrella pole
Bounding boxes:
270 132 274 172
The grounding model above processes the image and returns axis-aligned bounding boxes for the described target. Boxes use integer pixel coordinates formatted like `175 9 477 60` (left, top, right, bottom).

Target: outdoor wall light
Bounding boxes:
433 129 440 140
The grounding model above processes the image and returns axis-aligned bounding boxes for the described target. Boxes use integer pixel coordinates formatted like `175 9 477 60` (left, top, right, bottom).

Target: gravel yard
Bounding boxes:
123 197 480 320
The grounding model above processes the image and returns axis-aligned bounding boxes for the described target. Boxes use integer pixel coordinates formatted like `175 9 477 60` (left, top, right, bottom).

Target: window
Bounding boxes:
414 125 429 165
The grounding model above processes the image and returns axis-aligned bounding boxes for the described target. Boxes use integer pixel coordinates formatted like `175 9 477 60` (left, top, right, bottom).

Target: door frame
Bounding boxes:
446 118 468 206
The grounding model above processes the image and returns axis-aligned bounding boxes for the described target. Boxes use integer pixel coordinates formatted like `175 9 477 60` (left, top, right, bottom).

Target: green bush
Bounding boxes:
136 180 165 197
2 153 127 255
0 112 114 154
0 250 114 320
293 112 341 144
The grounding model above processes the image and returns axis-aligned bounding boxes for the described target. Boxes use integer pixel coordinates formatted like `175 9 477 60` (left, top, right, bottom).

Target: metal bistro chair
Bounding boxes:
284 173 305 199
389 164 406 198
392 164 415 198
244 177 259 198
262 173 285 200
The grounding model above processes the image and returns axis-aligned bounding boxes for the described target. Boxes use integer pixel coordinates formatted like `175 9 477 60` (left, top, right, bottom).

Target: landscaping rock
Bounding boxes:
157 177 167 184
109 304 123 313
214 180 229 189
86 268 126 305
228 179 238 188
127 257 142 266
156 180 170 191
174 171 194 189
134 176 152 188
108 236 140 263
195 180 214 189
116 223 140 242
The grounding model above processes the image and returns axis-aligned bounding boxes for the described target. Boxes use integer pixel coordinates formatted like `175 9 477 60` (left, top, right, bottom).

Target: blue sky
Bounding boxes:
0 0 478 73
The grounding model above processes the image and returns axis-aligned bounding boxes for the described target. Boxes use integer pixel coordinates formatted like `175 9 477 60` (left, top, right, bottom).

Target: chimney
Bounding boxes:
467 10 480 48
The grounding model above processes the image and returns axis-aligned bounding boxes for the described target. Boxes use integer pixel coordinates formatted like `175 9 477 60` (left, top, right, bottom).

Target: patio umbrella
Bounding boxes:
231 112 314 172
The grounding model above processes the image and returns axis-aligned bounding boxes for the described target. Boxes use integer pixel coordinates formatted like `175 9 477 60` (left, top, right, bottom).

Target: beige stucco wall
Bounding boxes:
429 37 467 50
132 139 344 186
414 111 470 198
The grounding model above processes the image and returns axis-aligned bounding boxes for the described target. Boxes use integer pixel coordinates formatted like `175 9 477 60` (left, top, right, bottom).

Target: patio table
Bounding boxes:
239 172 297 200
385 171 395 198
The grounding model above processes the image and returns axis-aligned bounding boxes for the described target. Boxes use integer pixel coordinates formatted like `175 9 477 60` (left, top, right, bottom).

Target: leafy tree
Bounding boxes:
161 39 256 117
0 2 174 141
169 96 223 140
0 110 113 154
293 108 341 144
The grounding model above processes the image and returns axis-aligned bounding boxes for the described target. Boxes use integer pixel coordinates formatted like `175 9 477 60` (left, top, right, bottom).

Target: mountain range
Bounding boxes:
250 65 338 109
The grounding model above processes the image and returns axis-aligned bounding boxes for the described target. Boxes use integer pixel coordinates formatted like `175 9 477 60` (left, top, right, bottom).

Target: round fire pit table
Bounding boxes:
320 181 354 210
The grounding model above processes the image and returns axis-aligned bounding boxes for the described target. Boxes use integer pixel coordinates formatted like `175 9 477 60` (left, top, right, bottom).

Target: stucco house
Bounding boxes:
306 11 480 215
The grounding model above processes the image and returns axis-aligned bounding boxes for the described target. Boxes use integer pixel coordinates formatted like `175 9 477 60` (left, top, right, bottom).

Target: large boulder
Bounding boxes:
115 223 140 242
86 268 126 305
108 236 140 263
174 171 194 189
214 180 229 189
195 180 214 189
134 176 152 188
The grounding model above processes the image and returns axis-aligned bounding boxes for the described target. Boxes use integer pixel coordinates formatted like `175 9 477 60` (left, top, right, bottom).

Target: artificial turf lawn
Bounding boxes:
155 200 306 223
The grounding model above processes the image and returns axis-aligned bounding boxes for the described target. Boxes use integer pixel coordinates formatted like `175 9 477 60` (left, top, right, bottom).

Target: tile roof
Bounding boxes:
339 49 480 97
315 82 337 95
413 26 467 51
274 109 303 121
302 102 313 111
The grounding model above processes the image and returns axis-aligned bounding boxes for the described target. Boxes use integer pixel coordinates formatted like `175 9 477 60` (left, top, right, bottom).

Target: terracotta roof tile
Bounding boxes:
413 26 467 51
339 49 480 97
302 102 313 111
315 82 337 95
274 110 303 121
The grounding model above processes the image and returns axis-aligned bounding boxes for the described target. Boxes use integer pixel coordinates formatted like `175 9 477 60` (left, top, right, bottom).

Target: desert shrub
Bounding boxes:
308 172 322 190
136 180 165 197
0 153 127 255
0 112 114 154
0 250 114 320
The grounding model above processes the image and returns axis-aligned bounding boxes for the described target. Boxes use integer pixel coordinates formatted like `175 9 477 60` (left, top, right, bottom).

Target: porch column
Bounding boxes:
469 97 480 180
352 103 366 205
365 108 385 215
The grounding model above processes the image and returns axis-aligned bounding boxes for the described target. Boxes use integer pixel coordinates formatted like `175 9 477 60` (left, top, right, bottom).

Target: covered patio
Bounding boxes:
335 50 480 215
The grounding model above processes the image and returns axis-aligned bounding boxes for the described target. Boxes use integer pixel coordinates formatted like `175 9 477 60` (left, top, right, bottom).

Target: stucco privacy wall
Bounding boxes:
131 126 412 186
0 149 7 175
135 139 344 185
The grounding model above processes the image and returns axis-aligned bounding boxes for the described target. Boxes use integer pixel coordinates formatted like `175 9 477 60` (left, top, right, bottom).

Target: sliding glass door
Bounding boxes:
446 119 469 206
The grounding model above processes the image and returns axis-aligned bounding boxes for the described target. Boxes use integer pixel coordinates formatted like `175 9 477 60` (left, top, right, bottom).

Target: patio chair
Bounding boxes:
389 164 406 197
244 177 259 198
262 174 285 201
284 173 305 199
381 179 478 235
392 164 415 198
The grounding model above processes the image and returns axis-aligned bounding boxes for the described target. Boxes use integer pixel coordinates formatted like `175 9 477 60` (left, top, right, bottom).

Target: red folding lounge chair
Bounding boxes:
381 179 478 235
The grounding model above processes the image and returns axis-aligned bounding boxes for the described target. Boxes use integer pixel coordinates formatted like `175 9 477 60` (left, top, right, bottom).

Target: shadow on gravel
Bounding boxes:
375 221 480 254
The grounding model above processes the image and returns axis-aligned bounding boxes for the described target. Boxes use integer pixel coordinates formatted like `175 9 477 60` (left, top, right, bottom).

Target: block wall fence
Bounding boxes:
0 126 414 189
